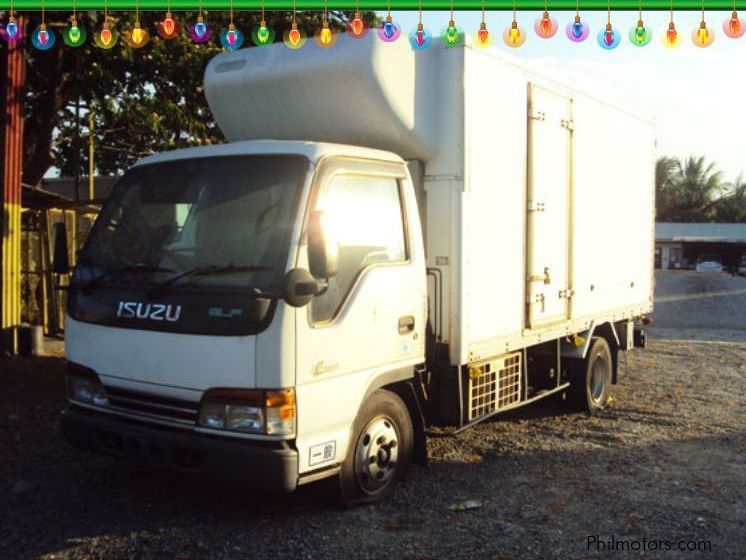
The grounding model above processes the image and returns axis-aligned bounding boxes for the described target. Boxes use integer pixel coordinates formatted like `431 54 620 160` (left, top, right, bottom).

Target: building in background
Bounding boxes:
655 223 746 270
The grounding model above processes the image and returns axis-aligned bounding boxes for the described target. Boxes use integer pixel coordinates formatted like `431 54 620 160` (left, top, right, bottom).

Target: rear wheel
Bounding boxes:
565 336 612 415
339 389 413 507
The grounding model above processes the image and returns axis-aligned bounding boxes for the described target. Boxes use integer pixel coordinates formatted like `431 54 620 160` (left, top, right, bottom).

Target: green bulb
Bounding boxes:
635 25 646 43
70 25 81 42
446 25 458 44
257 24 269 43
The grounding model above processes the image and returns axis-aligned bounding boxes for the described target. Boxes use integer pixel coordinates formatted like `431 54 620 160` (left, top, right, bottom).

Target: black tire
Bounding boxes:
338 389 413 508
565 336 612 415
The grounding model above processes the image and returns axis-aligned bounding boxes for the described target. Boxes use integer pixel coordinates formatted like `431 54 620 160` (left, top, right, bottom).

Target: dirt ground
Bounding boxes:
0 272 744 560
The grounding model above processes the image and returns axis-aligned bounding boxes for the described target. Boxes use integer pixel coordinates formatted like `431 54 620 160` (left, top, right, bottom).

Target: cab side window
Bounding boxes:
310 174 407 324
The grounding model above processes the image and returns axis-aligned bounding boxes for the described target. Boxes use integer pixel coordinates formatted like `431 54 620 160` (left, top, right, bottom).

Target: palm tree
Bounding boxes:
656 156 723 222
714 176 746 222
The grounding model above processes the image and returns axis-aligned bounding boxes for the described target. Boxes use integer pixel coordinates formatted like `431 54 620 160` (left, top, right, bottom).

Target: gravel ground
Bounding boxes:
649 271 746 342
1 273 744 560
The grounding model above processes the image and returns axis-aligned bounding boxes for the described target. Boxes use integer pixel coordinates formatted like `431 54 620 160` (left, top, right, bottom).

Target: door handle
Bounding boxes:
398 315 415 335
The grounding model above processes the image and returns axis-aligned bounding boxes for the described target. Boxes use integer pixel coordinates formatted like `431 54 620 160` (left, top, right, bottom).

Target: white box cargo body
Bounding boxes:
205 36 655 367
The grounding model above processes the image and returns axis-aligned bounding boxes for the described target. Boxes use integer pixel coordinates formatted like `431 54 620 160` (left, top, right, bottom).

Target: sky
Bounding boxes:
387 10 746 185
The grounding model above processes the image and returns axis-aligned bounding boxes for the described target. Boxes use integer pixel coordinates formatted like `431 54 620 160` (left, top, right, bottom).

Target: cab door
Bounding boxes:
293 158 427 475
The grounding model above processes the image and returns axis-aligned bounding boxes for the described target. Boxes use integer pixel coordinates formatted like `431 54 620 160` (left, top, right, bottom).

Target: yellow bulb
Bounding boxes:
132 25 143 44
320 26 332 44
509 27 520 44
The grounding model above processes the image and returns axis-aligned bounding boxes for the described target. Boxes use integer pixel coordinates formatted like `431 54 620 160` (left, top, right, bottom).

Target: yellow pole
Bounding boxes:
88 109 95 200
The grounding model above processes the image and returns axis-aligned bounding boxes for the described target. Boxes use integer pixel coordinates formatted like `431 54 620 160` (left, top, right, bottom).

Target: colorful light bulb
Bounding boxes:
283 21 306 49
133 26 143 44
503 21 526 48
378 15 400 42
158 11 181 39
31 23 56 50
662 21 679 47
409 22 431 50
723 11 745 38
289 24 301 45
566 15 589 42
384 19 395 38
692 20 714 47
320 22 332 44
7 17 18 38
629 19 652 46
189 16 212 43
476 21 489 47
195 19 207 38
534 10 558 38
252 20 275 46
227 24 237 46
101 27 112 45
163 13 175 35
351 12 364 36
257 21 269 43
64 17 87 46
126 20 150 48
446 20 458 44
597 23 620 50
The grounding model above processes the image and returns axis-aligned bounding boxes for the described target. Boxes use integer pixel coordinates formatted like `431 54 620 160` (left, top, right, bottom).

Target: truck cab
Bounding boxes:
62 140 427 503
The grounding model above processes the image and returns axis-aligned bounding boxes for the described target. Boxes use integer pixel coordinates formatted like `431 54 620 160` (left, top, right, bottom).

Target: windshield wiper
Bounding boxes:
147 264 273 298
81 264 174 292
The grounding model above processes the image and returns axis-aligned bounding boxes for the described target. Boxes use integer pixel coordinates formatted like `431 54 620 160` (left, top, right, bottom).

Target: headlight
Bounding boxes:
197 389 295 436
66 363 109 406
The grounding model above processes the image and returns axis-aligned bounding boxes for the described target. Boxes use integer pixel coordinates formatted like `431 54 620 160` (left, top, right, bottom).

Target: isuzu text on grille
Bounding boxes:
116 302 181 322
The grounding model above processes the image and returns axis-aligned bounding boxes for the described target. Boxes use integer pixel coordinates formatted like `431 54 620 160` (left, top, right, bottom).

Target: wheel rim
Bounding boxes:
354 415 400 495
590 355 607 403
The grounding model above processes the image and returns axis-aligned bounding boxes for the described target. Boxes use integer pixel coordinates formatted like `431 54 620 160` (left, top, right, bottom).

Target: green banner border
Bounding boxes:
1 1 736 10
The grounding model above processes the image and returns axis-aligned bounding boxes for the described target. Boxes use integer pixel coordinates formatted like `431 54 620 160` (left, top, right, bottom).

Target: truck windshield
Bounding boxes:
76 155 308 293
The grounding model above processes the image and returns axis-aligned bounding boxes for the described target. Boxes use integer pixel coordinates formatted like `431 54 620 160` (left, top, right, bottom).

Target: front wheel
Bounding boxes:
339 389 413 507
565 336 612 415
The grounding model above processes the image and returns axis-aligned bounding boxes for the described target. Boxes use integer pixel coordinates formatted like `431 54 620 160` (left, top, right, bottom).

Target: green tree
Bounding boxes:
18 10 376 189
655 155 724 222
713 176 746 222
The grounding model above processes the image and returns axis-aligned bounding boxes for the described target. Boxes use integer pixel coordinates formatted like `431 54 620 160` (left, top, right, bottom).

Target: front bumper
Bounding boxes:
61 405 299 493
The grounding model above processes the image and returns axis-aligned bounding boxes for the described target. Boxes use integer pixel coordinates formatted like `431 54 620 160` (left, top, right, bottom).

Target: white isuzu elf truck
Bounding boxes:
58 35 654 506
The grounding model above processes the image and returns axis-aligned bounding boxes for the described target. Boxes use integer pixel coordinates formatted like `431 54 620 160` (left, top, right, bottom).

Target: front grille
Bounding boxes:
104 386 199 426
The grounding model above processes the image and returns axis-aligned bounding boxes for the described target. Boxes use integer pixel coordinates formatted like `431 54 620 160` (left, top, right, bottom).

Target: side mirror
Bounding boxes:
307 210 338 280
52 222 70 275
283 268 319 308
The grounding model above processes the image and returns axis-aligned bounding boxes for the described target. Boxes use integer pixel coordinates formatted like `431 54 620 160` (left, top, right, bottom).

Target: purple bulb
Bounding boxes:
384 21 395 38
572 22 583 38
38 29 48 45
7 21 18 37
227 30 237 45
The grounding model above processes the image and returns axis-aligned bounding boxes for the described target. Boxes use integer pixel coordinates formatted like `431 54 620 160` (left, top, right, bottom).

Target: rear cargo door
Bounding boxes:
526 84 573 328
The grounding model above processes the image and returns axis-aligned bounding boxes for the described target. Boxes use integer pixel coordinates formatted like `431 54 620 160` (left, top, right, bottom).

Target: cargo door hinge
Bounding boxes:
559 288 575 299
561 119 575 131
528 200 546 212
527 293 546 312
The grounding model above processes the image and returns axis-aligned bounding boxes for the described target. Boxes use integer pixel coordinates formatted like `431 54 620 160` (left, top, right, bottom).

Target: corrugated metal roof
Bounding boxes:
656 222 746 243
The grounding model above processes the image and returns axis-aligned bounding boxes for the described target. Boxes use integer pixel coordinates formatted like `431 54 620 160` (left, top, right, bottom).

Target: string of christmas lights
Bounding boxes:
1 4 740 50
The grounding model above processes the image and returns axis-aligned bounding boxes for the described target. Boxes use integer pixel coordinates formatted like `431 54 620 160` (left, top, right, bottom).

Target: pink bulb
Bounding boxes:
38 29 48 45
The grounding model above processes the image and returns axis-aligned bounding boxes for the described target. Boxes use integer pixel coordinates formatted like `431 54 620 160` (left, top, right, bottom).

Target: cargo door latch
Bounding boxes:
559 288 575 299
528 267 551 285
